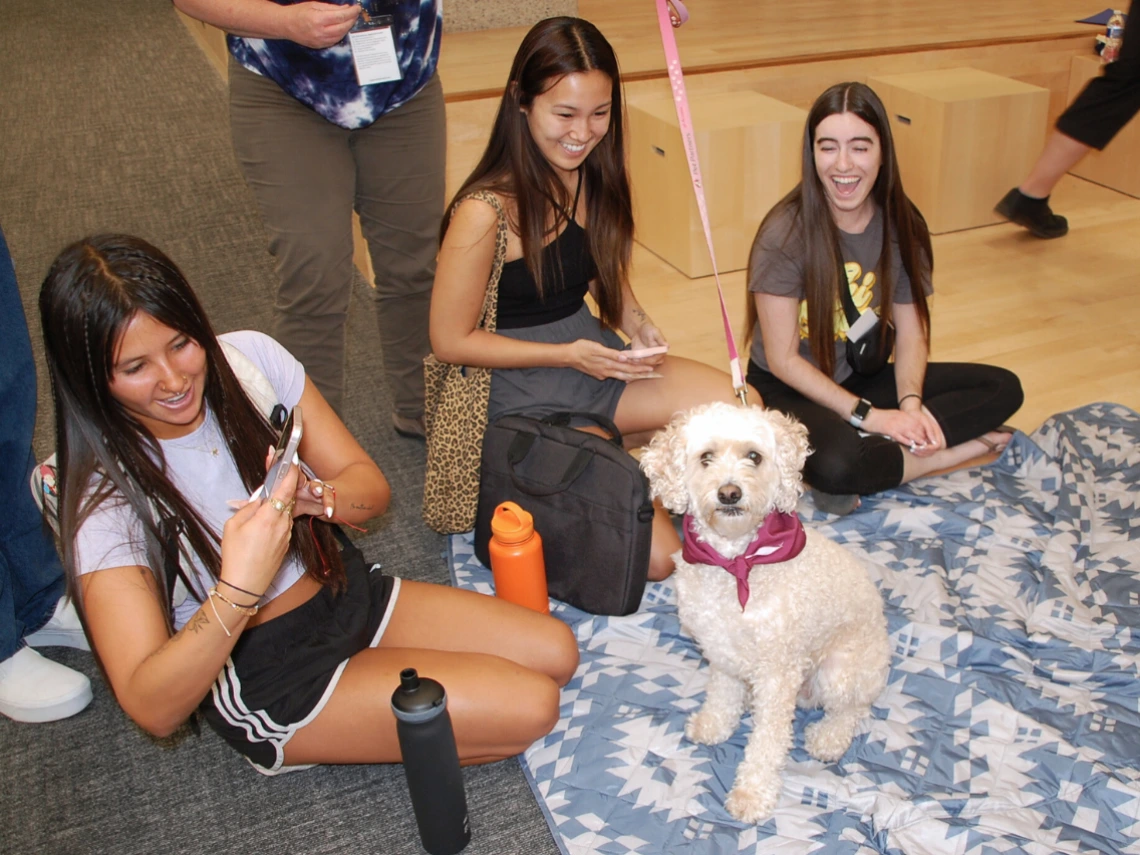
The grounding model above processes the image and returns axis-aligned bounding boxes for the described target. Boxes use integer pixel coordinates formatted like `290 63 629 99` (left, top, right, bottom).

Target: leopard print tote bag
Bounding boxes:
422 191 508 534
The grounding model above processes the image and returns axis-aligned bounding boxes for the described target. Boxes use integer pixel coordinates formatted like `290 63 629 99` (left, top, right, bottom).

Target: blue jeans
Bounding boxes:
0 222 66 661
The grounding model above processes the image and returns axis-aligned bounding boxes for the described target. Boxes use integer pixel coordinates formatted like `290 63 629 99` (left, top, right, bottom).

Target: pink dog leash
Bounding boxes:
654 0 747 405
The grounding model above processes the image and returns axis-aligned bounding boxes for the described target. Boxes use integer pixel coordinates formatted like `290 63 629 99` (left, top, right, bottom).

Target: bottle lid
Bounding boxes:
391 667 448 722
491 501 535 545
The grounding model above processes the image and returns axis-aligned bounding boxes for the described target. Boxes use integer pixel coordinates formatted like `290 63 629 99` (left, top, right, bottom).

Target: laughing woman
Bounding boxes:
39 234 576 774
745 82 1023 515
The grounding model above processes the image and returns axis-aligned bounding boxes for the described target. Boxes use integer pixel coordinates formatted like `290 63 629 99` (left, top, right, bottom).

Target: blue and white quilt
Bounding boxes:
450 403 1140 855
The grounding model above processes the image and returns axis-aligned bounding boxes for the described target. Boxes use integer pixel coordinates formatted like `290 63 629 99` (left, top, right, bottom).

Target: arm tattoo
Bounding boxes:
350 502 374 510
183 612 209 635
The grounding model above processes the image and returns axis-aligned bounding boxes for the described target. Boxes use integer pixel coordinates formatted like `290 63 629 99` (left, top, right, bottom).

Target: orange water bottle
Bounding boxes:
488 502 549 614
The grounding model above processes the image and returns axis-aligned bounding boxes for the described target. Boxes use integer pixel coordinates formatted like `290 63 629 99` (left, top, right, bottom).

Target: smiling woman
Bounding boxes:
109 313 208 439
744 82 1024 514
36 234 578 775
428 16 759 582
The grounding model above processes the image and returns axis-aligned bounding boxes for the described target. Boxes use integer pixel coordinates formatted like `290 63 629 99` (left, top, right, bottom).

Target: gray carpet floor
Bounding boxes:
1 2 559 853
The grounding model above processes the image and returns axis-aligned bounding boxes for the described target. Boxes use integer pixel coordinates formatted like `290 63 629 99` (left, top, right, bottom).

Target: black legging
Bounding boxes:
747 360 1024 496
1057 2 1140 150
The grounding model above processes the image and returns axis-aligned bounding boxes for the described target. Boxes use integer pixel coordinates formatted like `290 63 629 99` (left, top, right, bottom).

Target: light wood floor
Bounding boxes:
437 0 1139 434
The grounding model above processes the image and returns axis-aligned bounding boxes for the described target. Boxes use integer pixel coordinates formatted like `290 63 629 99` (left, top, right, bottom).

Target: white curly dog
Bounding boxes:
640 402 890 823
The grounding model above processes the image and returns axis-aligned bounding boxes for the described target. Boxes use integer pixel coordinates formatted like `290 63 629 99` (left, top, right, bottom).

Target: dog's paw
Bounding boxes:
725 783 779 824
685 709 736 746
804 715 855 763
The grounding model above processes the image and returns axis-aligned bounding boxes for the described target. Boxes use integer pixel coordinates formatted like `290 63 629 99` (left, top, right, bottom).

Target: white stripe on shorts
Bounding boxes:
213 574 402 775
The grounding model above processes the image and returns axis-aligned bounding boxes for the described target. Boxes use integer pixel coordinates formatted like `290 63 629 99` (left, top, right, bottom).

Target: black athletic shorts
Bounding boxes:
199 546 398 774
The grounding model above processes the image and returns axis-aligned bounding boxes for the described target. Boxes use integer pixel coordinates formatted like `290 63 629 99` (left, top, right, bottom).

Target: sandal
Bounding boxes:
975 425 1016 455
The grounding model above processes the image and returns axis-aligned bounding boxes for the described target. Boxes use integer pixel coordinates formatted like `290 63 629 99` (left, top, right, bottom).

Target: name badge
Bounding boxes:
349 1 402 86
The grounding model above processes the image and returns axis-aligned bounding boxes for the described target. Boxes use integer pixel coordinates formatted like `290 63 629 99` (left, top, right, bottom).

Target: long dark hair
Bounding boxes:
39 235 344 632
443 16 633 329
746 82 932 377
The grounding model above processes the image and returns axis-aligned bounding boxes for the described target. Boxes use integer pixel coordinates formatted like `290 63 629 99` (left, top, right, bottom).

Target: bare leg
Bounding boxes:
648 501 679 582
283 581 579 766
1020 131 1092 198
612 355 760 437
1021 130 1089 199
900 429 1012 484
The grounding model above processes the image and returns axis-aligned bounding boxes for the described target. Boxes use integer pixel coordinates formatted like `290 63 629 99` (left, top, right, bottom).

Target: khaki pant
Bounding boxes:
228 61 446 418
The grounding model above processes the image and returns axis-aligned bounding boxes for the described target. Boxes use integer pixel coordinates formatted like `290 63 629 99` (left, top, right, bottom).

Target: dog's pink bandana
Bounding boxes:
681 512 807 609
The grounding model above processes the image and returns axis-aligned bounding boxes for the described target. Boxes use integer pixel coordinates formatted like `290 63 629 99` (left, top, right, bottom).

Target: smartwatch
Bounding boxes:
849 398 872 428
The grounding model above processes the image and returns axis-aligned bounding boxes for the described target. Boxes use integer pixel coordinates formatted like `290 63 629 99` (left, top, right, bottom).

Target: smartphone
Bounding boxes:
625 345 669 359
250 405 303 501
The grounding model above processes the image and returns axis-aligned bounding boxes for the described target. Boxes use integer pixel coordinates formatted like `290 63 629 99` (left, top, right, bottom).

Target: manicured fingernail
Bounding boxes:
325 507 333 519
313 485 323 496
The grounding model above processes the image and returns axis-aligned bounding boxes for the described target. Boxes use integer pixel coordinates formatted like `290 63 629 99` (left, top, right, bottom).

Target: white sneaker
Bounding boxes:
24 597 90 651
0 647 93 723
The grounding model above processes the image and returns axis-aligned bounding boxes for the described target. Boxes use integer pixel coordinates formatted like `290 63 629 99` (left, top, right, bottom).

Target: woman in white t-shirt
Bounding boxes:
39 234 577 775
746 82 1024 515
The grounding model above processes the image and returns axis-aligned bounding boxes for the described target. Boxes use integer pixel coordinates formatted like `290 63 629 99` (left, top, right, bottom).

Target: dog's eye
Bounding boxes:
747 451 763 465
700 451 714 467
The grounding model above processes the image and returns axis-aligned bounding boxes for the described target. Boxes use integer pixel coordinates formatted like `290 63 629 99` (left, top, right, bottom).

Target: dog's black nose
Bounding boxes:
718 484 741 505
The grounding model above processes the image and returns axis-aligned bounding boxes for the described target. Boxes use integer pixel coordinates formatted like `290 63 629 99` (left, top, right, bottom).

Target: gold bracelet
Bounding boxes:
208 593 234 638
208 587 259 616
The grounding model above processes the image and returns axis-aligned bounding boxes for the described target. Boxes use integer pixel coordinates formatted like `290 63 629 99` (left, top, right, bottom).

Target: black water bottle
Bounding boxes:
391 668 471 855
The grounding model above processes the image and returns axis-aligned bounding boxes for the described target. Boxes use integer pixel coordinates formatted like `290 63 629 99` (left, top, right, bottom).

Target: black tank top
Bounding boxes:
496 173 596 330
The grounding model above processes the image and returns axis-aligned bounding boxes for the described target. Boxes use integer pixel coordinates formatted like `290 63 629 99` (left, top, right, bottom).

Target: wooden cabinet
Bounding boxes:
628 90 805 278
869 68 1050 233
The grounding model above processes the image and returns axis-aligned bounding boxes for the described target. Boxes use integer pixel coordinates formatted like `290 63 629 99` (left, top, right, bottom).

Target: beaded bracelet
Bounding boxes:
209 587 259 616
898 393 923 407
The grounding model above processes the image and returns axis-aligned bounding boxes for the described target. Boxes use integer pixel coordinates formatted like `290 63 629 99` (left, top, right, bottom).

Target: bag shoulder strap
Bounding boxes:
836 261 862 327
454 190 508 334
219 338 279 423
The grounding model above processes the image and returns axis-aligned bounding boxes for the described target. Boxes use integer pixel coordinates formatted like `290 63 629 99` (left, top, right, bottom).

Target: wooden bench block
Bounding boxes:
628 90 805 278
869 68 1049 233
1067 54 1140 197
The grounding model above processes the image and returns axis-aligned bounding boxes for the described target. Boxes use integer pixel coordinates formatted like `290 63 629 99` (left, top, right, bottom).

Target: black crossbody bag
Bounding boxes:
838 267 895 376
474 412 654 616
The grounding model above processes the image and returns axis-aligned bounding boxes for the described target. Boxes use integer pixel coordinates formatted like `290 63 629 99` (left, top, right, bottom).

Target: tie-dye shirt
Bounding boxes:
228 0 441 130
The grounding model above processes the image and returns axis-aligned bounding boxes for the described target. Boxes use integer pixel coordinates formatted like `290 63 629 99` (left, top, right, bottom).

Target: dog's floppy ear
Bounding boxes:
763 409 811 513
639 408 694 514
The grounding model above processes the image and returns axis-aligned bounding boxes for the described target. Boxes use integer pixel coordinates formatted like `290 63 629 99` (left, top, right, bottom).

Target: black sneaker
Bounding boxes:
994 188 1069 239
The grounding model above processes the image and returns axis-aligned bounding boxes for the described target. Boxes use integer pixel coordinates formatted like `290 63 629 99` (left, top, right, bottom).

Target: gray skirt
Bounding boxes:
489 304 627 423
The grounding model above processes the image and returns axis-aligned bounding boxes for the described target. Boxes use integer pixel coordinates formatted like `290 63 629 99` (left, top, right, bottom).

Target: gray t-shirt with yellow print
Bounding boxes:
747 204 932 383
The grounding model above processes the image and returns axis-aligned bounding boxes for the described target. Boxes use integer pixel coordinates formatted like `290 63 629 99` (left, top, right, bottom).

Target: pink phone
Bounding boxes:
625 345 669 359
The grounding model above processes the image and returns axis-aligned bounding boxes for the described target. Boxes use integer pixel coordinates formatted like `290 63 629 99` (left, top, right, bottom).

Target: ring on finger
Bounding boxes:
270 497 290 514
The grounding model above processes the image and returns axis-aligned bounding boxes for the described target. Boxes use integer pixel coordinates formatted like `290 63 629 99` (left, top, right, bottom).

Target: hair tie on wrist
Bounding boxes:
217 578 260 600
898 393 922 407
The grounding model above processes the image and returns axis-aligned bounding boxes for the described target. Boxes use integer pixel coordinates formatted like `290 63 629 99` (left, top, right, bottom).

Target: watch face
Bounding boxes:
853 399 872 420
